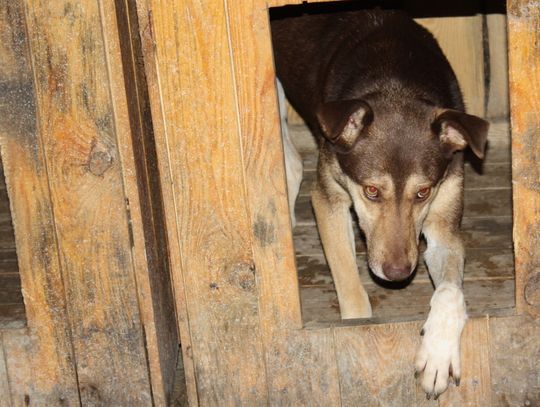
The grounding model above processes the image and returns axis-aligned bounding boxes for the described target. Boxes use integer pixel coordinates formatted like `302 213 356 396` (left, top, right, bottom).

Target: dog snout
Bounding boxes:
382 263 412 281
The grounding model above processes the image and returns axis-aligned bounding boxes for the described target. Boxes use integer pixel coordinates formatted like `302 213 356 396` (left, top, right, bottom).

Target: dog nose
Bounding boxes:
382 263 412 281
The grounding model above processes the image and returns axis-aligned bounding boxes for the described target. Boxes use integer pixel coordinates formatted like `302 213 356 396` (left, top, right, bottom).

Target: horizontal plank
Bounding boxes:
294 188 512 224
0 304 26 329
293 216 512 256
296 247 514 288
0 274 22 304
300 279 515 324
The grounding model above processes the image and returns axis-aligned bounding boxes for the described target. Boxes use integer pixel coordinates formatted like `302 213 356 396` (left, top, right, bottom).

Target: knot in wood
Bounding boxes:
88 147 113 176
524 271 540 306
228 261 256 291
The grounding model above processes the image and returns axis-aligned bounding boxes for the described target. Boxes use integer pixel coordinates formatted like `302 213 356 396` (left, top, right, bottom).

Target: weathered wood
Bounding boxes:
334 321 431 407
138 0 269 405
22 0 153 403
0 333 11 407
1 330 32 407
486 14 510 120
438 317 492 407
489 315 540 406
0 1 79 403
508 0 540 318
133 1 199 404
105 0 179 403
300 280 515 324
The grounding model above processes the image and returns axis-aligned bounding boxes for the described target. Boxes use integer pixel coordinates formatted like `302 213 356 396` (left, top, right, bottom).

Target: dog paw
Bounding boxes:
415 283 467 398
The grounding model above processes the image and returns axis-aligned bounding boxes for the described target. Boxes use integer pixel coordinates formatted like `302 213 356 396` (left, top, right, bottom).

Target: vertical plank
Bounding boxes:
417 15 486 117
508 0 540 319
335 321 432 407
0 1 80 404
102 0 179 403
0 332 12 407
1 330 32 406
134 1 199 404
138 0 270 405
438 317 492 407
489 316 540 406
226 3 344 405
23 0 152 403
486 14 510 120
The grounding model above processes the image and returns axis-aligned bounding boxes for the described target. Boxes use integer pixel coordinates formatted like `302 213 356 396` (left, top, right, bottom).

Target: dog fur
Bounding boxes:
271 9 489 398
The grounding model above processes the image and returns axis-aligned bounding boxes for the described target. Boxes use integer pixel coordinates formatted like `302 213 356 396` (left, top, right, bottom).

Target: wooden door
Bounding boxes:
136 0 539 405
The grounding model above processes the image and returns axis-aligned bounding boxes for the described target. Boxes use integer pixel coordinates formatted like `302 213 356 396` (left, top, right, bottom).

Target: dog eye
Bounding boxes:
416 187 431 200
364 185 380 200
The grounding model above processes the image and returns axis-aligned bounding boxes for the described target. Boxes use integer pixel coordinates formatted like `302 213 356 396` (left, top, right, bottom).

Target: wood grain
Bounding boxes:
508 0 540 318
104 0 178 403
1 330 32 407
23 0 153 403
489 315 540 406
0 333 11 407
0 1 79 403
140 1 269 405
486 14 510 120
334 321 431 407
438 317 492 407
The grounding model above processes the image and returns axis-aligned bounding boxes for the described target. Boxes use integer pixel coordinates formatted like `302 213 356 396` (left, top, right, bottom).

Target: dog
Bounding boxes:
271 9 489 398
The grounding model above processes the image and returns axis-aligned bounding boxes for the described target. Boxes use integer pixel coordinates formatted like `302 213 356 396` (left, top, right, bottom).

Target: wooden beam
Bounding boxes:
507 0 540 318
0 2 79 404
21 0 153 403
137 0 270 404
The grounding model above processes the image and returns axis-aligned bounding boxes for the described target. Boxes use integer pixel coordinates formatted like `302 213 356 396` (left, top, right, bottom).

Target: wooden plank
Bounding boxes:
103 0 178 403
416 15 485 117
486 14 510 120
0 332 12 407
300 279 515 324
507 0 540 318
0 1 79 404
1 330 31 407
23 0 153 403
334 321 431 407
438 317 492 407
489 315 540 406
133 1 199 404
139 0 269 405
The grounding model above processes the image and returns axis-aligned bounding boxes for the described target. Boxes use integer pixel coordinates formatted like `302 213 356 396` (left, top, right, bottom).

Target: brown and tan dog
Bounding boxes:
272 9 489 398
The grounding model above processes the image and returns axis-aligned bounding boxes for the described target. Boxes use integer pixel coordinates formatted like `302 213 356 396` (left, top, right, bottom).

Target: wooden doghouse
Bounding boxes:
0 0 538 406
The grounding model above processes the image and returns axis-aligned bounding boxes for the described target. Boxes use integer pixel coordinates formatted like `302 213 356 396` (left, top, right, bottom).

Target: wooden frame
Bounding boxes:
135 0 539 405
0 0 537 405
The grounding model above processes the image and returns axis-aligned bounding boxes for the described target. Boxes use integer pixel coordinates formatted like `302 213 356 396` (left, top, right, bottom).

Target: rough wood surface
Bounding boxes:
22 0 153 403
486 14 510 120
106 0 178 403
508 0 540 318
0 333 11 407
334 321 431 407
438 317 492 407
0 1 79 404
489 315 540 406
415 15 486 117
140 1 269 405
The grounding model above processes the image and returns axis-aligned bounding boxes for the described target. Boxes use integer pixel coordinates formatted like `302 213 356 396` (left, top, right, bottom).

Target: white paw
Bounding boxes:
415 283 467 399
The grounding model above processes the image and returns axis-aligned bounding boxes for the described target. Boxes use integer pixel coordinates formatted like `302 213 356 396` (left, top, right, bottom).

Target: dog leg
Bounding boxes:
312 182 372 319
416 174 467 398
277 79 303 228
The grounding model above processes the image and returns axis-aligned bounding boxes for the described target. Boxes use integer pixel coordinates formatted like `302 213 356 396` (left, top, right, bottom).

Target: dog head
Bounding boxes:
317 97 489 281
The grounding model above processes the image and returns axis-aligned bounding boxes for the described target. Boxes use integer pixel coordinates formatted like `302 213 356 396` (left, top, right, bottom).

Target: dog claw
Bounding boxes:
434 394 440 401
414 371 419 379
420 328 425 336
455 377 460 387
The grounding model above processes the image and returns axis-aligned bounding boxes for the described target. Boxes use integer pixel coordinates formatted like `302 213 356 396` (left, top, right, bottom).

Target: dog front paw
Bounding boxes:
414 283 467 398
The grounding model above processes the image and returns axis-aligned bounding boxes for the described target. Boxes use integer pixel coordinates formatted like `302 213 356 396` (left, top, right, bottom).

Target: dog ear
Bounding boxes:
316 99 373 151
433 109 489 159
